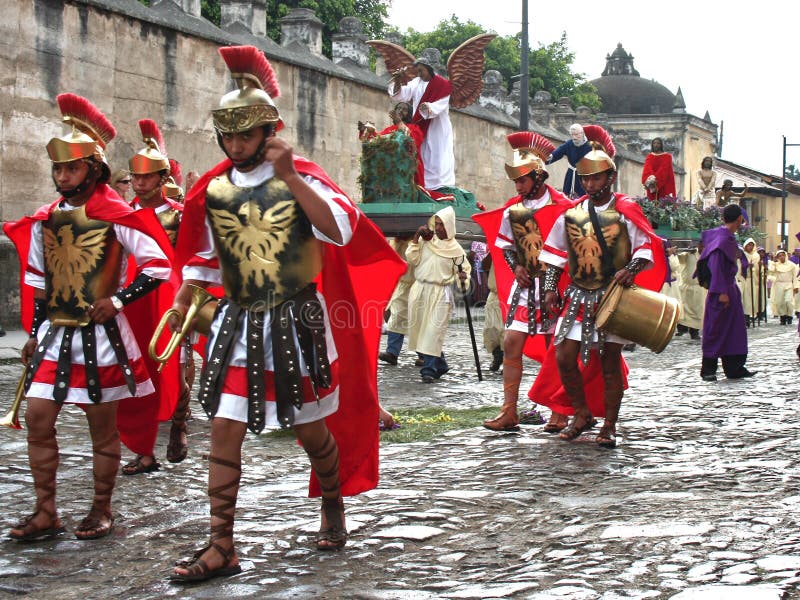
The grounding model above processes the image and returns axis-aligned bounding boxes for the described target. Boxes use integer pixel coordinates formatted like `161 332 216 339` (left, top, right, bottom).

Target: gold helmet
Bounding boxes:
504 132 555 180
213 45 283 133
576 125 616 176
130 119 170 175
46 93 116 175
163 159 184 200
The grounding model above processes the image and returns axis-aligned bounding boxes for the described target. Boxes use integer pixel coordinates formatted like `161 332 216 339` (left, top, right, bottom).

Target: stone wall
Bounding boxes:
0 0 716 328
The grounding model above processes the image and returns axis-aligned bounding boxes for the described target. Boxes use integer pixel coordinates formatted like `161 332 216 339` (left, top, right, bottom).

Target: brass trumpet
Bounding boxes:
1 368 27 430
149 284 217 372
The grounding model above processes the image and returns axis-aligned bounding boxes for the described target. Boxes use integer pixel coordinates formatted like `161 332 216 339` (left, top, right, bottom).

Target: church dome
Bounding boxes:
590 44 677 115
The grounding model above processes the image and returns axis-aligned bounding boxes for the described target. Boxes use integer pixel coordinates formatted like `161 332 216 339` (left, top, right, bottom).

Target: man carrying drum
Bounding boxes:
539 133 665 448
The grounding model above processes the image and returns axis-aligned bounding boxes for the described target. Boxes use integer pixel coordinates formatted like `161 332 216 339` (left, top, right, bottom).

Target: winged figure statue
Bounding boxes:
366 33 495 191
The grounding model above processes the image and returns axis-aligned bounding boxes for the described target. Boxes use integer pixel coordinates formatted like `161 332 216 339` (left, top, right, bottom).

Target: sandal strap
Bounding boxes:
27 435 59 510
208 454 241 541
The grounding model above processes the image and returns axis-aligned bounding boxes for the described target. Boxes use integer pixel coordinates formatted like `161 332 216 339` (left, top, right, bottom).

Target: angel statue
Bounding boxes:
367 34 495 191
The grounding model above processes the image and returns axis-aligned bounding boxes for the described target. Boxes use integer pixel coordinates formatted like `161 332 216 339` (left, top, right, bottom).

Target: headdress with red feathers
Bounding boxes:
576 125 616 175
169 159 182 186
213 45 283 133
505 131 555 180
129 118 170 175
138 119 167 156
582 125 615 158
46 94 116 168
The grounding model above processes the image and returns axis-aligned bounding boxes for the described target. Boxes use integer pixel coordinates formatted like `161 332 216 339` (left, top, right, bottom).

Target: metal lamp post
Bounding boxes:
519 0 529 131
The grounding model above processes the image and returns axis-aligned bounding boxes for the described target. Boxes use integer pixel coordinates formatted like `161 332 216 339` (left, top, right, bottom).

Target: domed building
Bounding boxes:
584 44 718 202
591 44 680 115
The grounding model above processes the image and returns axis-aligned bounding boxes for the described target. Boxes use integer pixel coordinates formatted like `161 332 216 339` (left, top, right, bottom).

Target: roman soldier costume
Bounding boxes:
3 93 172 541
539 129 666 446
169 45 403 582
122 119 186 472
474 132 572 431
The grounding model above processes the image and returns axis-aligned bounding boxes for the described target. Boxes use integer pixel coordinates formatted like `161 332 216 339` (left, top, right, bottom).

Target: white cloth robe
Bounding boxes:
405 240 470 357
389 77 455 190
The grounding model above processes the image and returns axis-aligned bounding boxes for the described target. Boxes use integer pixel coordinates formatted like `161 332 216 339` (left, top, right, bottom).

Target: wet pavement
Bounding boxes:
1 308 800 599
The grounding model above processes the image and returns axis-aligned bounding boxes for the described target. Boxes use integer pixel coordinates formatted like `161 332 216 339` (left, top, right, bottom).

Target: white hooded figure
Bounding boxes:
741 238 763 321
768 249 799 322
405 206 470 380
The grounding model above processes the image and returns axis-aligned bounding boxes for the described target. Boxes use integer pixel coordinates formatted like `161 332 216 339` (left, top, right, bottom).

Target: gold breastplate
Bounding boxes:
563 202 631 290
508 201 547 276
43 205 123 325
157 206 181 246
205 175 323 308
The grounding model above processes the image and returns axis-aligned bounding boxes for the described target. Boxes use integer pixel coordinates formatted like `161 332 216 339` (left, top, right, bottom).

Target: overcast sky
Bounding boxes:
387 1 799 177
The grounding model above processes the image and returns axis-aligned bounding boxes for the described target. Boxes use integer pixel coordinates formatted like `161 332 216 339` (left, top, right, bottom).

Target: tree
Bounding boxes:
786 163 800 181
400 16 601 112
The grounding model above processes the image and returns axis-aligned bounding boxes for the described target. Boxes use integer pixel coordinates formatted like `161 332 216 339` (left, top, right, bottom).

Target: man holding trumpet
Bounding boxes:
3 93 173 541
168 46 402 582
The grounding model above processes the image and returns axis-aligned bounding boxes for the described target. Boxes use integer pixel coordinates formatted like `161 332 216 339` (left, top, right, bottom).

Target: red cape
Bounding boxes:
642 153 676 200
472 186 571 362
120 194 183 456
175 157 406 497
613 193 668 291
3 184 175 455
413 74 451 137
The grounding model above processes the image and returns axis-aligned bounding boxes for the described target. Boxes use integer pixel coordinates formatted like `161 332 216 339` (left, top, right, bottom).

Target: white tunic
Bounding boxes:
25 202 172 404
405 240 470 357
389 77 455 190
182 161 357 427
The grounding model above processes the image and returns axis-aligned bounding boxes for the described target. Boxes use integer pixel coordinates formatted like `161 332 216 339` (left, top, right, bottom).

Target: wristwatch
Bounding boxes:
110 295 124 312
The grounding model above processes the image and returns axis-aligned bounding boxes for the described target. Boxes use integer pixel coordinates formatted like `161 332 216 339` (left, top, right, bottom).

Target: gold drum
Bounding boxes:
595 280 681 353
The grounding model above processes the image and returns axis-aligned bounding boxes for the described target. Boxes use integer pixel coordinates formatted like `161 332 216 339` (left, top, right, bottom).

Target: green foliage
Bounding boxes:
636 196 766 242
201 0 220 25
400 16 601 112
786 163 800 181
379 407 499 443
261 406 500 443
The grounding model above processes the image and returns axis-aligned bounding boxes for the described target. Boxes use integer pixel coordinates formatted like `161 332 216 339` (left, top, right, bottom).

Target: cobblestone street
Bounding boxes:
0 310 799 599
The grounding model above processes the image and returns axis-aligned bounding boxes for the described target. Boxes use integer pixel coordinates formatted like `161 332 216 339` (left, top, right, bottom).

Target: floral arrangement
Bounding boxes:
634 195 765 242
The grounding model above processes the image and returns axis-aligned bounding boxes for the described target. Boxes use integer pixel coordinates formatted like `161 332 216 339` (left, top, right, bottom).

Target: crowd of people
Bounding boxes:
4 45 406 583
4 37 797 588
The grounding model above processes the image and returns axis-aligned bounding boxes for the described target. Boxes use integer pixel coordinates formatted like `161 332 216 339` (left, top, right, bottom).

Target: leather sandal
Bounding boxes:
596 422 617 448
172 454 242 582
166 386 191 463
483 404 520 431
9 437 64 542
543 412 569 433
170 541 242 583
76 430 120 540
122 455 160 475
316 497 348 551
75 507 114 540
559 415 598 441
8 512 65 542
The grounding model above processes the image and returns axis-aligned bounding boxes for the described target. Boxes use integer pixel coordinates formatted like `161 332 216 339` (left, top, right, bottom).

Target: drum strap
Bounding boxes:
588 203 616 282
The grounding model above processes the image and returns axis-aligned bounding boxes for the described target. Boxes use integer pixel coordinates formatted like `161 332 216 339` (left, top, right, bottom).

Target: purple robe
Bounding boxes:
701 226 748 358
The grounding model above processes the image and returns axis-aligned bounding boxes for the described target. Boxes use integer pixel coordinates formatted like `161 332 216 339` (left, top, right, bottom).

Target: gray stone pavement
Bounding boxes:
0 311 800 599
